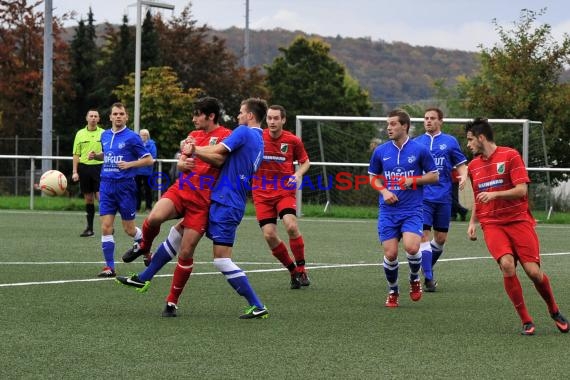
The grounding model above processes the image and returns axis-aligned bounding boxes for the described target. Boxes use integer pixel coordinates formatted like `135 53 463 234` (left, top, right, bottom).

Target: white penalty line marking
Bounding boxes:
1 252 569 288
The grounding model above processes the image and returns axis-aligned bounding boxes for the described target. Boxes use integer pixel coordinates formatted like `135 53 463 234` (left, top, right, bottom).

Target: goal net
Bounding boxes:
295 116 551 215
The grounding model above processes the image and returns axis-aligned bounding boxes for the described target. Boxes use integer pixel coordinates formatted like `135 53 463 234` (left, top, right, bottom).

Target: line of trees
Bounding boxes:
434 9 570 172
0 1 370 160
1 3 569 179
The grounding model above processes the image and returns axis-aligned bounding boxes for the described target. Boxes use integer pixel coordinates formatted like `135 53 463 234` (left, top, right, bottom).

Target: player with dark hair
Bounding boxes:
88 103 153 277
414 107 467 291
72 109 104 237
116 97 231 296
466 117 568 335
368 109 439 307
252 105 311 289
172 97 269 319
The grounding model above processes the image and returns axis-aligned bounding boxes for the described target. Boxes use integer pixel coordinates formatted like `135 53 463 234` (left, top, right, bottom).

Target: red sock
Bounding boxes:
140 218 160 252
166 258 194 305
534 274 559 315
289 236 305 271
272 242 295 273
503 275 532 324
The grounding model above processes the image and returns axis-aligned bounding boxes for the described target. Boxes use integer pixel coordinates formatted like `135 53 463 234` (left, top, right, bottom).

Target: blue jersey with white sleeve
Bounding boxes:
414 132 467 203
368 137 438 212
100 127 150 180
211 125 263 210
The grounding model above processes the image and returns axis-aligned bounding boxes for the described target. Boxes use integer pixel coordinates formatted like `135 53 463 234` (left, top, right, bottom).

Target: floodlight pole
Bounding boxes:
244 0 250 68
134 0 174 133
42 0 53 173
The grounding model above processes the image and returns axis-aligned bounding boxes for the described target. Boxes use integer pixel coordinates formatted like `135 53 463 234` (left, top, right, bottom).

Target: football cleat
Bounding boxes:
290 272 302 289
521 322 536 336
115 274 151 293
162 302 178 318
385 292 399 308
551 311 569 333
299 271 311 287
80 228 94 237
409 279 423 301
122 241 149 263
143 253 152 267
239 305 269 319
424 278 438 292
97 266 116 278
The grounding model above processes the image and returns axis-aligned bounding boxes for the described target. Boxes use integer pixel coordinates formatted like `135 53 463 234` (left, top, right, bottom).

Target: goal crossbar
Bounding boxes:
295 115 544 216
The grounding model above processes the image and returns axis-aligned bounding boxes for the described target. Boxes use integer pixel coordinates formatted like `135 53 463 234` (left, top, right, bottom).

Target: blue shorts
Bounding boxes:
206 201 245 246
422 200 451 232
99 179 137 221
378 209 423 242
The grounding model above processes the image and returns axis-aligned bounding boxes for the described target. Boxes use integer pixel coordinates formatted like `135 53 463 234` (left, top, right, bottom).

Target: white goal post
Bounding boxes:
294 115 549 216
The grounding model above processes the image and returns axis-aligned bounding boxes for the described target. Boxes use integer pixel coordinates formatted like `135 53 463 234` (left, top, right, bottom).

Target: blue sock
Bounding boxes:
138 227 181 282
139 241 174 281
431 240 444 266
407 251 422 281
214 258 263 308
420 241 433 280
383 256 399 293
101 235 115 269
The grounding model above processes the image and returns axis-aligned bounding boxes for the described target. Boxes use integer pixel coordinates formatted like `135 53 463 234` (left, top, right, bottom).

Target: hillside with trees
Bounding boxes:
2 2 569 200
62 24 482 110
210 27 481 109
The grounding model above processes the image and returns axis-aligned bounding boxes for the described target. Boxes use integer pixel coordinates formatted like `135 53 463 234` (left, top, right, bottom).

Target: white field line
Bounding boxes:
0 252 569 288
2 210 570 228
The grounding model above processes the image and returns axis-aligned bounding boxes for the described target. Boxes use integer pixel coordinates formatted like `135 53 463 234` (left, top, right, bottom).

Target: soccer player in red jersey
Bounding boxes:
116 98 231 314
252 105 311 289
465 118 568 335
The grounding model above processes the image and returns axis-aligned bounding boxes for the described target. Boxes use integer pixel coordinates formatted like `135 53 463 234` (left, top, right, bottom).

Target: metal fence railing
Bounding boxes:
0 155 177 210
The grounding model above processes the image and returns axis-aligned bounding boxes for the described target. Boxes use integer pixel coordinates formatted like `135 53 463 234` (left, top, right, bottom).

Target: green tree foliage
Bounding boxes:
69 8 100 120
453 9 570 168
266 36 371 121
153 5 268 121
0 0 72 141
141 10 161 69
265 36 372 204
93 15 135 110
113 66 199 157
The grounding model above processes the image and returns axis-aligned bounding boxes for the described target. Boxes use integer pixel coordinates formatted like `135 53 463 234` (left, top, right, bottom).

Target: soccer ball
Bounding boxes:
39 170 67 196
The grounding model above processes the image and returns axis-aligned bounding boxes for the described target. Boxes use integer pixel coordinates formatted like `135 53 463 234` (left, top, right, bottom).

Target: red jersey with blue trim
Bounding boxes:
252 129 309 198
175 126 232 202
468 146 533 225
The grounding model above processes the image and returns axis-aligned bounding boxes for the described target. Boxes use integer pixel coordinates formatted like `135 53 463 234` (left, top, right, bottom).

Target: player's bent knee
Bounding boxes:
286 228 300 238
499 262 516 275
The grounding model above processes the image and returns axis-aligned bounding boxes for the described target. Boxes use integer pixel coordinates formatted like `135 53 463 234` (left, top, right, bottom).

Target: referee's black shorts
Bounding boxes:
78 163 102 194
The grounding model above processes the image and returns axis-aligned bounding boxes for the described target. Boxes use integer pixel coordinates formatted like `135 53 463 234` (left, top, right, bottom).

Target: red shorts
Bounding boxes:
162 185 208 234
253 193 297 221
481 221 540 264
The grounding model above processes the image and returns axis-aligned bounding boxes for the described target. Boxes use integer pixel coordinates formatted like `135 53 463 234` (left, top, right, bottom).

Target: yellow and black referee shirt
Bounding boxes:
72 126 105 165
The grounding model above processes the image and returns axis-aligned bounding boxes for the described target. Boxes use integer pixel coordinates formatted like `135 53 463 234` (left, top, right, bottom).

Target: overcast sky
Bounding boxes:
47 0 570 51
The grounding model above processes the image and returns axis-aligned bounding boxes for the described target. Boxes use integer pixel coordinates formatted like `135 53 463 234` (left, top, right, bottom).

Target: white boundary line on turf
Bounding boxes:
3 210 570 228
0 252 569 288
0 261 287 265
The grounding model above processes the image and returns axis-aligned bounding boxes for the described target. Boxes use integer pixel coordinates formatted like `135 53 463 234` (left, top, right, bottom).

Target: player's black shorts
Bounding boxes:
78 163 102 194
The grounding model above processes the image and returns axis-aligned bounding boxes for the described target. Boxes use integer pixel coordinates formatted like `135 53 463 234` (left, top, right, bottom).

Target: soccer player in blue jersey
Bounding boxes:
88 103 153 277
414 108 468 291
115 97 231 313
170 97 269 319
368 109 439 308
